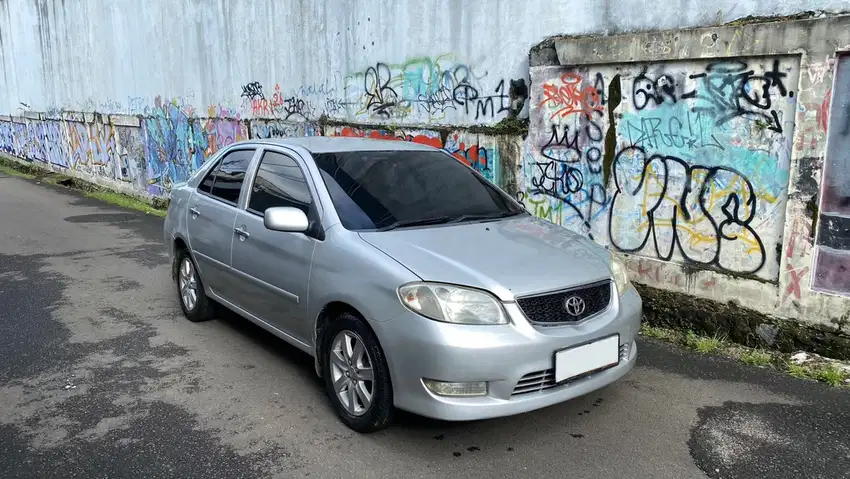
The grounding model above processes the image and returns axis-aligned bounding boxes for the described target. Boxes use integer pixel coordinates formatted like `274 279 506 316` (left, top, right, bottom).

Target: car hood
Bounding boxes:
358 214 612 301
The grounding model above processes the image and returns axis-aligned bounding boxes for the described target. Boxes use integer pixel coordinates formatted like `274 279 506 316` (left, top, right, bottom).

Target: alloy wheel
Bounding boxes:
329 330 374 416
178 257 198 311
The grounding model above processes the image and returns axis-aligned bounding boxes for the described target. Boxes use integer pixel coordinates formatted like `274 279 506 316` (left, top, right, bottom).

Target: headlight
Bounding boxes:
398 282 508 325
610 253 630 296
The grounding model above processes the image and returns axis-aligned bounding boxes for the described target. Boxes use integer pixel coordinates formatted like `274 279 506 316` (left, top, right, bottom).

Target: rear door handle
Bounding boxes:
189 207 200 218
234 226 250 240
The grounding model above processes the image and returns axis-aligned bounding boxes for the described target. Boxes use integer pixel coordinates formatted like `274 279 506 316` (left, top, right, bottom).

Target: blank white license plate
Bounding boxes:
554 335 620 383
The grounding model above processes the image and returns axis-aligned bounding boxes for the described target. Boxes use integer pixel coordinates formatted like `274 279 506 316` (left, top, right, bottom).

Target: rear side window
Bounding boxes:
198 149 255 204
248 151 312 215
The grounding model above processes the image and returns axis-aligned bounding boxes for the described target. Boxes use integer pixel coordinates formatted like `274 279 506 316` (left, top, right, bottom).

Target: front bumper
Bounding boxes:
372 285 642 421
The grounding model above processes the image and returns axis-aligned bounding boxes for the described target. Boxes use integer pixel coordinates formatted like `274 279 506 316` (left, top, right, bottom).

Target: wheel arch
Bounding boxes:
313 301 382 379
171 235 190 281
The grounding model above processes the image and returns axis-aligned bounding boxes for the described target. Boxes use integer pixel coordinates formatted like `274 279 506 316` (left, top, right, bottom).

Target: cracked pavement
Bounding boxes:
1 173 849 478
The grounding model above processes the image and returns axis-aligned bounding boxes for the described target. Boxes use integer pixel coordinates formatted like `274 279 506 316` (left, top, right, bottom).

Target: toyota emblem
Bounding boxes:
563 295 586 316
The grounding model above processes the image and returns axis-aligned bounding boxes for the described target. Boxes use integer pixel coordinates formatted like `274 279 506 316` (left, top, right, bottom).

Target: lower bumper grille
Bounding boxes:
510 342 631 396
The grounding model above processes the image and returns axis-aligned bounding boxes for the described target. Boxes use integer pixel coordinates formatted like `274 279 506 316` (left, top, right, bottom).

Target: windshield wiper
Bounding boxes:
375 216 452 231
447 210 522 224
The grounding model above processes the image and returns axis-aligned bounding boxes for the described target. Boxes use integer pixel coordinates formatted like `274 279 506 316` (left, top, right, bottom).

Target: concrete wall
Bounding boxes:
3 0 848 123
2 0 848 197
526 15 850 328
2 0 850 330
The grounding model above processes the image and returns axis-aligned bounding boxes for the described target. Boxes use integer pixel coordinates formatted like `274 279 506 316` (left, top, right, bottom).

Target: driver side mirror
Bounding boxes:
264 206 309 233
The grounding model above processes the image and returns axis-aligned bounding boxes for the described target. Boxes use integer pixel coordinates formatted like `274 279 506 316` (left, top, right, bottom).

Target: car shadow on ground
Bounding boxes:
205 301 609 436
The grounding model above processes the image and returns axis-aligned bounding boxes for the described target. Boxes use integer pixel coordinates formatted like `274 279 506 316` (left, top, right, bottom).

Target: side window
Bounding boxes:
248 151 313 215
198 164 217 193
202 149 255 204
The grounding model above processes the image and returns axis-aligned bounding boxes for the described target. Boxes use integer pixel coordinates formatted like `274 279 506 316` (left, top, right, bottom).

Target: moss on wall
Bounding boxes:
636 283 850 360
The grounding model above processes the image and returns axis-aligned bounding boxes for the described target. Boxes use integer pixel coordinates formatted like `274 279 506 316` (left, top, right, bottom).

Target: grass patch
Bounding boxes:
0 154 167 217
686 330 725 353
740 348 773 367
639 324 679 342
0 161 35 178
83 190 167 217
814 364 848 386
786 362 809 379
640 324 849 388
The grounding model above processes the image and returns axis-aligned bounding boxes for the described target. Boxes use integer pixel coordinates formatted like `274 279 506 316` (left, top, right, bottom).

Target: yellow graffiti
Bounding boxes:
633 169 771 257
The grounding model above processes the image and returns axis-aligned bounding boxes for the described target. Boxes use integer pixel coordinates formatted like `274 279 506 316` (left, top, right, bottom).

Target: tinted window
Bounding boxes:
205 149 255 203
313 150 524 231
248 151 312 215
198 164 216 193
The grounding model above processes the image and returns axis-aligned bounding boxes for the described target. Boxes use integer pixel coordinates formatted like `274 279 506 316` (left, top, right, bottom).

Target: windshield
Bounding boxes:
312 150 525 231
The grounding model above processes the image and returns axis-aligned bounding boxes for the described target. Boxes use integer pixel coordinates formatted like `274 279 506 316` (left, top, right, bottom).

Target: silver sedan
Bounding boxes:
163 137 642 432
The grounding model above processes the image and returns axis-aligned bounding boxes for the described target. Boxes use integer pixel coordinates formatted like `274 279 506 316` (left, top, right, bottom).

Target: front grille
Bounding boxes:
511 342 630 396
516 280 612 325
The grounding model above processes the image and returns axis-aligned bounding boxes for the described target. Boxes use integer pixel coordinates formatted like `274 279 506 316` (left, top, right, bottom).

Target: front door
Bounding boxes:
186 148 256 298
229 149 317 344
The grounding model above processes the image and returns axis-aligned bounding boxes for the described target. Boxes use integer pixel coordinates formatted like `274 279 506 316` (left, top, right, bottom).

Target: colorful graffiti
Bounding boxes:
445 133 501 184
343 54 526 124
326 126 503 182
0 116 147 189
141 98 246 195
526 58 800 280
327 125 442 148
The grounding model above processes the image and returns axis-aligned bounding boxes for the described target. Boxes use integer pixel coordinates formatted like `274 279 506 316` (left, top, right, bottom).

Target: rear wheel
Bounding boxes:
322 312 393 432
176 250 214 322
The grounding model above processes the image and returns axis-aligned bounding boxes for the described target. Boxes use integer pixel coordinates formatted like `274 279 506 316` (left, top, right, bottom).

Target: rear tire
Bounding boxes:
176 249 215 322
321 312 393 433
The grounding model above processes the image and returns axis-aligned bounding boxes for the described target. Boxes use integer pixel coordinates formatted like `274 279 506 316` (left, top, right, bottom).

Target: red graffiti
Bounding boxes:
628 261 661 283
450 143 485 169
334 126 443 149
538 73 603 120
785 263 810 301
251 84 287 117
795 90 833 151
819 89 831 133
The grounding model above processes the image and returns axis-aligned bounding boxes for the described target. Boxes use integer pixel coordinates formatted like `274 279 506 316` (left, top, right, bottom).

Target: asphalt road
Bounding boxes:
1 172 849 479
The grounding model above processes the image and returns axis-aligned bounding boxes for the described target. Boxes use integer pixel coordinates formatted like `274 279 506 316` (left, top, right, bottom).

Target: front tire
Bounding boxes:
322 312 393 433
176 250 215 322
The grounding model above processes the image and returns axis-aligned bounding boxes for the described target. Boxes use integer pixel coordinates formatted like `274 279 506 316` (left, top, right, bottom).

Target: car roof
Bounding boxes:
248 136 440 153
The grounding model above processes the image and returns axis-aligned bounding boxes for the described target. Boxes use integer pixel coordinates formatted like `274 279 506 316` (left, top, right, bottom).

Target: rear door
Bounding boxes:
186 147 257 298
229 148 318 345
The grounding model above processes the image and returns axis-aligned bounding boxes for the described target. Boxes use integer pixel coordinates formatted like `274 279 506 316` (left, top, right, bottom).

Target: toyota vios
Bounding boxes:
163 137 642 432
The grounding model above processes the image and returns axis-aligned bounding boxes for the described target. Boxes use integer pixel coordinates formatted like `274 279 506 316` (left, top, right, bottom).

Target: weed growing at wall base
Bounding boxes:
640 324 850 387
0 161 35 179
0 155 167 217
82 191 166 217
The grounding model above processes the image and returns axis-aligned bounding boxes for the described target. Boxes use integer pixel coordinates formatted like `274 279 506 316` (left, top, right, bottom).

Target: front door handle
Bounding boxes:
234 226 250 240
189 207 200 218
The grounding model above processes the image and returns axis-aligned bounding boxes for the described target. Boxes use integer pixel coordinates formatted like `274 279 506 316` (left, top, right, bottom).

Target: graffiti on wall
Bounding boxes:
813 54 850 296
241 81 319 121
141 98 246 195
326 125 442 148
445 133 501 185
343 54 527 124
326 126 504 182
0 117 148 190
250 120 320 139
526 58 800 280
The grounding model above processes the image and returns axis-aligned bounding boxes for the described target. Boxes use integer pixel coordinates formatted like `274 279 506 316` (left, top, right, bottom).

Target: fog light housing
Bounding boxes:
423 379 488 397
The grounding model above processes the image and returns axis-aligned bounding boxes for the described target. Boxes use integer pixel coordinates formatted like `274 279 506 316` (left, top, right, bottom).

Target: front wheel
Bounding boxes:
322 313 393 433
